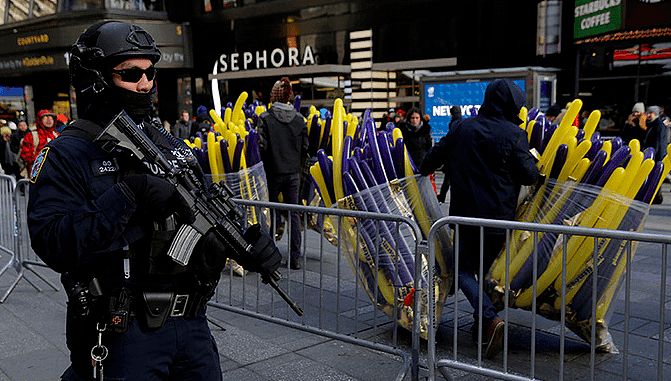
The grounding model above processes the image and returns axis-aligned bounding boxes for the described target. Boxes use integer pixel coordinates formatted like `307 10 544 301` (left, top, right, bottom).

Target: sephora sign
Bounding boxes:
215 46 316 72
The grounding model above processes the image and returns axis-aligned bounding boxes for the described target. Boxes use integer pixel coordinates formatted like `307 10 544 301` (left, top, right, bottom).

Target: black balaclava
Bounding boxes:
82 78 154 127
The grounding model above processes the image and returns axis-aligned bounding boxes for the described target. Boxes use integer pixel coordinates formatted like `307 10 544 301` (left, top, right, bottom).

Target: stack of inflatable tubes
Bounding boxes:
185 92 270 228
487 99 671 352
184 92 266 182
309 99 454 340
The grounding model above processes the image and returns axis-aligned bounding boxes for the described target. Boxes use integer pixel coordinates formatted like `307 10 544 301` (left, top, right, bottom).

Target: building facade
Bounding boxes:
1 1 668 136
0 0 193 124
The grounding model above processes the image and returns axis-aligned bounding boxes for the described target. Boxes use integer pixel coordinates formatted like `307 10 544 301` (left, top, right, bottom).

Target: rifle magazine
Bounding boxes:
168 224 202 266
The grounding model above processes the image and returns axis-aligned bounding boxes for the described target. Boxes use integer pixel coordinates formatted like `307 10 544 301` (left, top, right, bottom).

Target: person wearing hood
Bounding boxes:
258 77 309 270
419 78 539 358
18 109 59 177
398 106 433 168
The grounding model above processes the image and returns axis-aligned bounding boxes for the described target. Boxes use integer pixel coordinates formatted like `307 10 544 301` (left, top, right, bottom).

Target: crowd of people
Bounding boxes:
0 110 68 180
542 101 670 203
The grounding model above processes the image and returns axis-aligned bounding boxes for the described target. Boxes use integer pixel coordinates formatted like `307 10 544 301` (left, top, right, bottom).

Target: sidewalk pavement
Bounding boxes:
0 177 669 380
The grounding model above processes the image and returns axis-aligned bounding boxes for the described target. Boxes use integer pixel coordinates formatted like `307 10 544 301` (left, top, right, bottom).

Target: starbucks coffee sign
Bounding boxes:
574 0 623 39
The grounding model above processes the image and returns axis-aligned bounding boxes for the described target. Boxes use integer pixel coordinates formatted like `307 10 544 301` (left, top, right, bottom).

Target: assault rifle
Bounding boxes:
96 110 303 316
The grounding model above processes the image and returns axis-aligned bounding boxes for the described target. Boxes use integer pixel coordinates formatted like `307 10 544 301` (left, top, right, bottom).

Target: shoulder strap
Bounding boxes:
58 119 103 142
30 131 39 156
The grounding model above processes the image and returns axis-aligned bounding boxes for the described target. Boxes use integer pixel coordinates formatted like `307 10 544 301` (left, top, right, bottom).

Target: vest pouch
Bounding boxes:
137 291 173 330
148 217 188 275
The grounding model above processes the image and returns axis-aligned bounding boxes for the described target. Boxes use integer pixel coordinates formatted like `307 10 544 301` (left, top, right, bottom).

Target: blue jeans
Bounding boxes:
267 172 301 260
455 226 506 327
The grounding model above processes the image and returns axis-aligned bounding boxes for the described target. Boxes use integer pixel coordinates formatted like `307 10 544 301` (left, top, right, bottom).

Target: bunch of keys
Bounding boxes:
91 323 108 381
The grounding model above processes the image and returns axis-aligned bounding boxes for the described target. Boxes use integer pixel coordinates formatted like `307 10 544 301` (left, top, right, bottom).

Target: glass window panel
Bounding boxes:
63 0 102 11
32 0 57 17
8 0 29 22
143 0 163 11
106 0 147 11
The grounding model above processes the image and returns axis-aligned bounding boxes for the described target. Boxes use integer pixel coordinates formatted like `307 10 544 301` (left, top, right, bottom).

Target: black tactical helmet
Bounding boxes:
70 21 161 95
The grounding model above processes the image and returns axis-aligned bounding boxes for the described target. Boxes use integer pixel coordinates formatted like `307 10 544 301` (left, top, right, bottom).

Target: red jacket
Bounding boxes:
19 123 58 175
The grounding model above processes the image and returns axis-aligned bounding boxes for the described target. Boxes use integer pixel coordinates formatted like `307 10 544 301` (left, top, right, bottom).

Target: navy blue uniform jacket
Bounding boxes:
27 121 193 290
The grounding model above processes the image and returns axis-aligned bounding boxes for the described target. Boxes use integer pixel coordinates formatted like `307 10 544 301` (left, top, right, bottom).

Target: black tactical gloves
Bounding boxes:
120 174 195 223
239 224 282 274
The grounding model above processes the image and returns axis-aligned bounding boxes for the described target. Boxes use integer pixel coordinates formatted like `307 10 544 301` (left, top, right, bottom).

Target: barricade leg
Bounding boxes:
24 262 60 290
0 179 60 303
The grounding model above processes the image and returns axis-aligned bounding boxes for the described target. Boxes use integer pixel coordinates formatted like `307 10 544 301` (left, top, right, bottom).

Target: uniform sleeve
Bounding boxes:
27 146 139 273
507 129 540 186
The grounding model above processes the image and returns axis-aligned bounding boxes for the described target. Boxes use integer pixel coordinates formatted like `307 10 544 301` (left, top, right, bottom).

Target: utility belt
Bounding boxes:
105 288 208 333
64 276 208 333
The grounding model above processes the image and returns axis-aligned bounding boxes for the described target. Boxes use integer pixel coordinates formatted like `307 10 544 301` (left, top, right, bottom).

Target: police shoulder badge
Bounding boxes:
30 147 49 183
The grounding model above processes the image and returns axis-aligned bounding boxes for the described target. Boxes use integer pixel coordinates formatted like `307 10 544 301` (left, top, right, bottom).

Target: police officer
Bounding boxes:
27 21 281 380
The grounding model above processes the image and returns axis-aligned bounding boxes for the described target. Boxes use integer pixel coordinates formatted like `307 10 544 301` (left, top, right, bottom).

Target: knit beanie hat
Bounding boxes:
632 102 645 113
270 77 292 103
647 106 661 119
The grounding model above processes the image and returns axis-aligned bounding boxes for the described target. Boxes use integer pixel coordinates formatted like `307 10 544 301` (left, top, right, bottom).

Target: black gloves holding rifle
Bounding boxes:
120 174 281 274
240 224 281 274
120 174 195 223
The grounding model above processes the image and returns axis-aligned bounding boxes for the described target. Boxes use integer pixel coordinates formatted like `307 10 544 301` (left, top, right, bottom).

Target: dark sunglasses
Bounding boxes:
110 66 157 82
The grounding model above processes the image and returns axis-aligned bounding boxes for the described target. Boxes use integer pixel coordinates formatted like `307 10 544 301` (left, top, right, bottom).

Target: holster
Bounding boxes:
137 291 173 330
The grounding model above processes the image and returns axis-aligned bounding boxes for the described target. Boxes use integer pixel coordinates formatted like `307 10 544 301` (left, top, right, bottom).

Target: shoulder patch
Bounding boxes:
30 147 49 183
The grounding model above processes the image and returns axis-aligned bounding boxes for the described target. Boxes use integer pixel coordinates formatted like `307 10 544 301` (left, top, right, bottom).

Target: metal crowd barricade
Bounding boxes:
0 179 59 303
0 174 17 282
424 216 671 381
213 198 424 381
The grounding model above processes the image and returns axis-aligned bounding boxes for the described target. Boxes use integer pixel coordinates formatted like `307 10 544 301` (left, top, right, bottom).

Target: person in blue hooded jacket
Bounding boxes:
419 78 539 358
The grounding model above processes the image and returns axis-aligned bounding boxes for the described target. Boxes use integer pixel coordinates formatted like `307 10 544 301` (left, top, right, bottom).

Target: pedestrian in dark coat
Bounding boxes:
398 106 432 168
258 77 309 269
437 106 462 202
419 79 539 358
